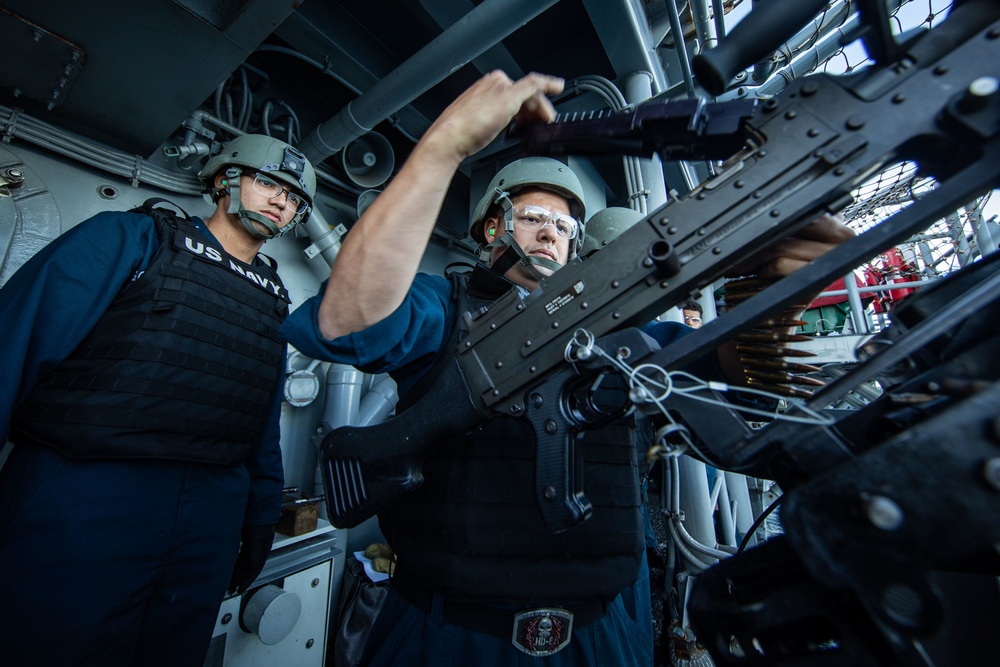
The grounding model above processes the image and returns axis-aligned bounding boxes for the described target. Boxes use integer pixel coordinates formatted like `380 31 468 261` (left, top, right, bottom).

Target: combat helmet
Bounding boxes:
199 134 316 239
580 207 645 258
470 158 587 272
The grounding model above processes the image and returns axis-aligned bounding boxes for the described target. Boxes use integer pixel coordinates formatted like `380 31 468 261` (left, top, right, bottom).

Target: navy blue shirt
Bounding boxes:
282 273 456 395
0 210 283 525
281 271 695 392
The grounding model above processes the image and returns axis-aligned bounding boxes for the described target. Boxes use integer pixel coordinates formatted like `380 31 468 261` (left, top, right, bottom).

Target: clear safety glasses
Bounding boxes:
512 204 580 240
250 172 306 211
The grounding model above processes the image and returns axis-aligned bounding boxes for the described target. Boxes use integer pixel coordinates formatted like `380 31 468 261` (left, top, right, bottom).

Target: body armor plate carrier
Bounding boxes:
382 265 644 604
12 202 289 465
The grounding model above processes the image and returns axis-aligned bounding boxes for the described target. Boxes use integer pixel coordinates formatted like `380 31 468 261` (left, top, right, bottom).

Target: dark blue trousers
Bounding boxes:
0 444 249 667
358 552 654 666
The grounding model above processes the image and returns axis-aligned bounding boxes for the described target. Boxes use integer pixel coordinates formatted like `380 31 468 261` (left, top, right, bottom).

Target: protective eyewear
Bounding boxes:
250 172 306 211
513 204 579 240
684 316 702 325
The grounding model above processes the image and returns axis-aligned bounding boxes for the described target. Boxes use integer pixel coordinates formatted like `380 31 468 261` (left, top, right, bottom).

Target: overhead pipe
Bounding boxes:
711 0 727 41
844 272 871 334
724 471 756 548
621 0 668 93
689 0 715 51
751 0 854 83
624 71 668 212
297 0 561 165
664 0 698 99
971 203 998 256
745 0 904 98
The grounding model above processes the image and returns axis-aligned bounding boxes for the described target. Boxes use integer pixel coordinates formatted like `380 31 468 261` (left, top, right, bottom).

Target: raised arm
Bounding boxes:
316 71 565 340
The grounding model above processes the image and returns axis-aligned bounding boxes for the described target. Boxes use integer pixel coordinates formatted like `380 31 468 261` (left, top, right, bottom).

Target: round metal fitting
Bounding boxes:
3 168 25 184
864 494 904 531
97 184 119 200
241 585 302 645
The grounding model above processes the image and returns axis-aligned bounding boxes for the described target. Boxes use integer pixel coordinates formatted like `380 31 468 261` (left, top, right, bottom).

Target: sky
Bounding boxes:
724 0 999 226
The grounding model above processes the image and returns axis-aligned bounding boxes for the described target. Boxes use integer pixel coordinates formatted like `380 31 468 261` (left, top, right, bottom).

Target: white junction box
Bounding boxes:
204 522 342 667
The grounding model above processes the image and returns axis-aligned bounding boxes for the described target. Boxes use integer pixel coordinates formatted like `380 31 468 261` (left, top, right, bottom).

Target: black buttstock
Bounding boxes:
692 0 830 96
319 358 484 528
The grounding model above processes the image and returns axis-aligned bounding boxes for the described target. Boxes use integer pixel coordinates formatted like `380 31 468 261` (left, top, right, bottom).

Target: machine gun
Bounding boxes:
322 0 1000 525
321 1 1000 659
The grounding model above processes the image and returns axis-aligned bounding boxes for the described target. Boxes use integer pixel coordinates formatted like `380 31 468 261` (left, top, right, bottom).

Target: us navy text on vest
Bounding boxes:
177 234 289 302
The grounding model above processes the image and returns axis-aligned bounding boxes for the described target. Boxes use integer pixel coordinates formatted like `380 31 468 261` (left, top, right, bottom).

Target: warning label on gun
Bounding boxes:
545 281 585 315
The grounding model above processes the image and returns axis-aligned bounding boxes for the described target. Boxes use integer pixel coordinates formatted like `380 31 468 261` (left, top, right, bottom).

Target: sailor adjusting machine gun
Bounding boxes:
322 1 1000 660
322 0 999 510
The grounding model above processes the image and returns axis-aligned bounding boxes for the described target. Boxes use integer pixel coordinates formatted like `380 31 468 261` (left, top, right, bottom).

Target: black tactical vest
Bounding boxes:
381 265 644 604
12 204 289 465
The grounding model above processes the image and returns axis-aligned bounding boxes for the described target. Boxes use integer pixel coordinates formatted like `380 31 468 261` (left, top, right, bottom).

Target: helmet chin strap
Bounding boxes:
488 234 560 283
482 194 562 281
239 209 281 240
220 167 293 240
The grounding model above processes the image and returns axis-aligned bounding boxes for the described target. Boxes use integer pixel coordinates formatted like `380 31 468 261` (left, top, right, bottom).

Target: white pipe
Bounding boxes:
676 456 716 559
725 471 755 544
716 476 736 547
322 364 363 429
624 71 668 213
298 0 561 164
357 375 400 427
667 520 709 571
815 277 941 298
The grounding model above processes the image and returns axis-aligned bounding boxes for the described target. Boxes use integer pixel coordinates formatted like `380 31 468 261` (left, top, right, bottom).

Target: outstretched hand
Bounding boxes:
423 70 565 164
727 213 856 279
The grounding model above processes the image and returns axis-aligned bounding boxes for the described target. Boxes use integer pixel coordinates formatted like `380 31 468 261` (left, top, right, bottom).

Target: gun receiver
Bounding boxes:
511 97 756 162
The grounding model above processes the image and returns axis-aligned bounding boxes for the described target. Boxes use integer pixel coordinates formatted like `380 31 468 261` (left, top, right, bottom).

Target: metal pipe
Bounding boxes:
689 0 714 51
753 0 855 83
674 456 719 565
298 0 560 164
716 476 737 547
664 0 697 98
623 71 668 212
711 0 727 41
670 515 732 559
621 0 668 93
708 473 723 511
300 207 345 267
844 272 871 334
666 520 710 570
947 212 973 267
751 9 865 97
357 375 400 427
0 110 199 192
725 471 755 547
974 207 998 256
322 364 364 429
814 277 940 298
